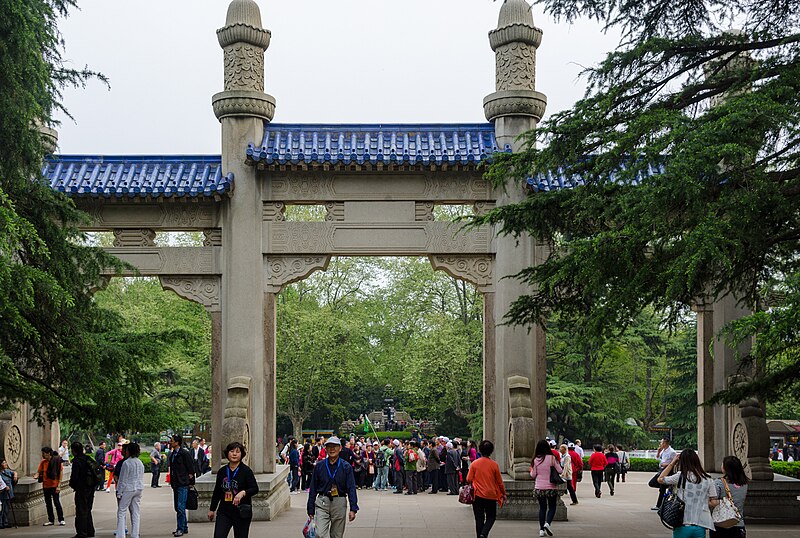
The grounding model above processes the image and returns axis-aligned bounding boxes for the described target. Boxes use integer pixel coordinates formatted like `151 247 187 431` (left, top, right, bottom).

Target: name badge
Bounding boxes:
225 491 233 502
330 485 339 497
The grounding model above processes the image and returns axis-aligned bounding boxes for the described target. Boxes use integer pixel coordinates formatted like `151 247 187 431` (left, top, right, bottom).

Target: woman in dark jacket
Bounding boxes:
208 442 259 538
301 442 315 492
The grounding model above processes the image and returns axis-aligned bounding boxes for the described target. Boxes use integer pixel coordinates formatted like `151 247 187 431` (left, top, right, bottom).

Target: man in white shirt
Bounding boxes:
574 439 585 458
652 438 676 510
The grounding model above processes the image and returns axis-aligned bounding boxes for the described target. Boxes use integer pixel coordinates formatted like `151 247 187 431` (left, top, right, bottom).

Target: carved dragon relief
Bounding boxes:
160 277 221 313
264 256 331 293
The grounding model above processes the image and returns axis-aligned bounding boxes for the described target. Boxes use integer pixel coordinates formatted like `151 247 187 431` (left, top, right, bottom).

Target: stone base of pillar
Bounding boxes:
743 475 800 524
9 474 76 526
496 475 568 521
189 466 291 522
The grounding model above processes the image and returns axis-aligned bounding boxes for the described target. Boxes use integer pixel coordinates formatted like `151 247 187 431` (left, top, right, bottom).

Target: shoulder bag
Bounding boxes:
712 478 742 529
186 485 199 510
458 483 475 505
658 474 685 530
549 462 566 485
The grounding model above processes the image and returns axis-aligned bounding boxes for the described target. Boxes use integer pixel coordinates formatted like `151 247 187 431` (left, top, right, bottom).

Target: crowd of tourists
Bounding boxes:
0 430 752 538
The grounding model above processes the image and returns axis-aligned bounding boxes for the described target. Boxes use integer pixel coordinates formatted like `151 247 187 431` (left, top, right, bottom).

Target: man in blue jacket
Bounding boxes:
307 437 358 538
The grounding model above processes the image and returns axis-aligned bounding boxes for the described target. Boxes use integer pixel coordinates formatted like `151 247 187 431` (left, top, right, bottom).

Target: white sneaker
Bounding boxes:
105 488 111 492
59 521 66 526
43 522 54 526
539 531 546 537
544 522 554 536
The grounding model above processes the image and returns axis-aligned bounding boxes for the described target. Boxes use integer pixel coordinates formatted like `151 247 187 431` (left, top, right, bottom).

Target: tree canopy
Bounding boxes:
0 1 169 431
477 0 800 403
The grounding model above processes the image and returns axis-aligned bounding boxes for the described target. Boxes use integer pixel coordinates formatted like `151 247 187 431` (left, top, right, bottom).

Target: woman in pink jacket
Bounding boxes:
104 442 125 492
530 440 563 537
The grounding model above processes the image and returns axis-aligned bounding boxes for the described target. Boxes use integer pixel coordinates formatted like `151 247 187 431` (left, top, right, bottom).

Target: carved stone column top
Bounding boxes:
160 276 221 313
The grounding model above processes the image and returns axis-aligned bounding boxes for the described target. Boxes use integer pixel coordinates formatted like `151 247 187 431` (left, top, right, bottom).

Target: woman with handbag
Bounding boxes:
530 439 563 537
466 440 506 538
710 456 748 538
604 444 620 496
208 442 259 538
658 449 719 538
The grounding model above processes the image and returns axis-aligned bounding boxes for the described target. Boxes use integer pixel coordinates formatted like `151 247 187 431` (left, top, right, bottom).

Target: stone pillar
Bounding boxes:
483 0 547 476
692 301 716 471
483 291 496 442
263 291 277 473
213 0 274 476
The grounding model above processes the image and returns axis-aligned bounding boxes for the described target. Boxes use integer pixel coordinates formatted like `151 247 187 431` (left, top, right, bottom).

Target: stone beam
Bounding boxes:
101 247 222 276
263 171 495 203
263 222 493 256
75 201 220 231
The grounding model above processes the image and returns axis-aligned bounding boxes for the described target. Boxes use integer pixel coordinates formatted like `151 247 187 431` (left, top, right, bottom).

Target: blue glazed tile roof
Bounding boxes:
44 155 233 199
526 161 666 192
247 123 509 166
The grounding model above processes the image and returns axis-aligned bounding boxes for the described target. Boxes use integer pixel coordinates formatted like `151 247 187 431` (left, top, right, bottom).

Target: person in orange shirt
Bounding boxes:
466 440 507 538
33 447 65 526
588 444 608 498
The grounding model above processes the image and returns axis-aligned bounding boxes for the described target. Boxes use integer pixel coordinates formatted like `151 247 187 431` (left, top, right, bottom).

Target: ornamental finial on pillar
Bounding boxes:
212 0 276 122
483 0 547 124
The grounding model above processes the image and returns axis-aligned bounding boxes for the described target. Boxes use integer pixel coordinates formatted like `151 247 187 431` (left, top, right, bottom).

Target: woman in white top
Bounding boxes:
116 442 145 538
658 449 719 538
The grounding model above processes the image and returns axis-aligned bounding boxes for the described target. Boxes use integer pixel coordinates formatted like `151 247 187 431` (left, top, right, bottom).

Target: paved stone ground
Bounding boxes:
5 472 799 537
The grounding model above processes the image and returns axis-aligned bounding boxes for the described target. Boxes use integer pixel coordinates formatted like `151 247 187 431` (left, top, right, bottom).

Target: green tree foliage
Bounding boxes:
477 0 800 404
0 0 166 430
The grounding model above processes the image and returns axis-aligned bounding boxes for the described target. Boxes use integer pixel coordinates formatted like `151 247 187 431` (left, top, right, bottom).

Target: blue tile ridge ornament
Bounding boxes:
247 124 511 166
526 160 667 192
43 155 233 199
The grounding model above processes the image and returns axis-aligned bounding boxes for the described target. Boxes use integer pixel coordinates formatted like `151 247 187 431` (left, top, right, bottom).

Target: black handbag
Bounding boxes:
186 486 199 510
658 475 685 530
549 464 566 485
237 503 252 520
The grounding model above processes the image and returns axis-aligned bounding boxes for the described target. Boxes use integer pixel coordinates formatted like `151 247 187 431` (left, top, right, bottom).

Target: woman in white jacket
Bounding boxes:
116 442 145 538
657 449 719 538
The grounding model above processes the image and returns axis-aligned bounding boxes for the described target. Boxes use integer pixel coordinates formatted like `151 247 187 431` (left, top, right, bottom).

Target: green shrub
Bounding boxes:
374 431 413 441
771 461 800 479
581 456 659 472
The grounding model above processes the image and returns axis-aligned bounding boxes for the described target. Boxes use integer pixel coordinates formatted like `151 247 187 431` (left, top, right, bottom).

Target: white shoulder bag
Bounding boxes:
712 478 742 529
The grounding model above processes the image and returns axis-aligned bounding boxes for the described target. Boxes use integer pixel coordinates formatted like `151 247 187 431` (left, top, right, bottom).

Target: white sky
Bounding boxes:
55 0 620 155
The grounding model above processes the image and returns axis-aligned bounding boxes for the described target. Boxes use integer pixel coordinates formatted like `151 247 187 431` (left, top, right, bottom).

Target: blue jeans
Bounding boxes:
374 466 389 490
172 486 188 532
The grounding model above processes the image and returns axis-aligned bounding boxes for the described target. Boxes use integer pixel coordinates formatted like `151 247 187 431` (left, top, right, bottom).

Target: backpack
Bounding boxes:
375 450 386 468
85 457 103 489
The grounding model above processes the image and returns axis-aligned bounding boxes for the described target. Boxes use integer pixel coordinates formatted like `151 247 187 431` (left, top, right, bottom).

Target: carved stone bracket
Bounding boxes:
222 376 252 464
730 375 774 480
86 276 111 295
429 255 494 292
264 255 331 293
113 228 156 247
473 202 496 217
325 202 345 222
507 375 536 480
203 229 223 247
160 276 221 313
263 202 286 221
415 202 434 221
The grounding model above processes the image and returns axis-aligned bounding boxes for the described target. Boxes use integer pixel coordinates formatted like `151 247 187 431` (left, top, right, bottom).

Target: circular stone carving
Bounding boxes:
4 425 23 469
732 422 748 463
483 90 547 122
212 91 276 121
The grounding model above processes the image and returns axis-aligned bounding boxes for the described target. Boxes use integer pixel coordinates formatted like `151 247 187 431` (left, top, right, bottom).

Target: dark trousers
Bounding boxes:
566 480 578 503
405 470 417 493
354 470 365 489
213 509 251 538
301 469 312 490
710 527 746 538
151 463 161 487
0 495 11 528
74 488 95 538
537 494 557 529
591 470 604 495
446 472 459 494
429 468 440 493
604 469 616 494
394 468 405 491
656 484 667 507
290 465 300 491
43 487 64 523
472 496 497 538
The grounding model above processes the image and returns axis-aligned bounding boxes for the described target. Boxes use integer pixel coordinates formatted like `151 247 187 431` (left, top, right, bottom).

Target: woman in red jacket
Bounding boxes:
588 444 608 498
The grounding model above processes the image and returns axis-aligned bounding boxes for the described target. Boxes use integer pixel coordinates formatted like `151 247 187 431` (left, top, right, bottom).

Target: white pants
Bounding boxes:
315 495 348 538
117 489 142 538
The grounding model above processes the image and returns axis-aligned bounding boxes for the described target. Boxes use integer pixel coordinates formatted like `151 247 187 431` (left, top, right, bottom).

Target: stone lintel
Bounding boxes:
101 247 221 276
263 170 494 203
263 222 493 256
75 201 219 231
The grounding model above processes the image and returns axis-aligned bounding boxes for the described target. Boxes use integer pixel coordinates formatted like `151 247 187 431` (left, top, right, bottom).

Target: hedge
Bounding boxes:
771 461 800 479
581 457 660 472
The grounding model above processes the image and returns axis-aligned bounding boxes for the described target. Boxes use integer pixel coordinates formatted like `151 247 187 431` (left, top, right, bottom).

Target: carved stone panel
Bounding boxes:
495 43 536 91
264 256 331 293
325 202 345 222
429 255 494 291
160 277 221 312
730 377 774 480
101 247 220 276
203 229 223 247
473 202 496 217
224 44 265 92
415 202 434 222
2 407 24 471
222 377 251 464
262 202 286 221
113 228 156 247
76 203 217 231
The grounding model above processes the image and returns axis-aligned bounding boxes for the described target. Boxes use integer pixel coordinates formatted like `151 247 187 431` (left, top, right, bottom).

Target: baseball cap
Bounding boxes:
393 439 401 446
325 436 342 446
568 442 575 449
549 440 557 447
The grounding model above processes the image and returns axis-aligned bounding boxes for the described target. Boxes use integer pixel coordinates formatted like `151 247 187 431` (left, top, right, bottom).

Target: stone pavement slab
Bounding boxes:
5 472 798 537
